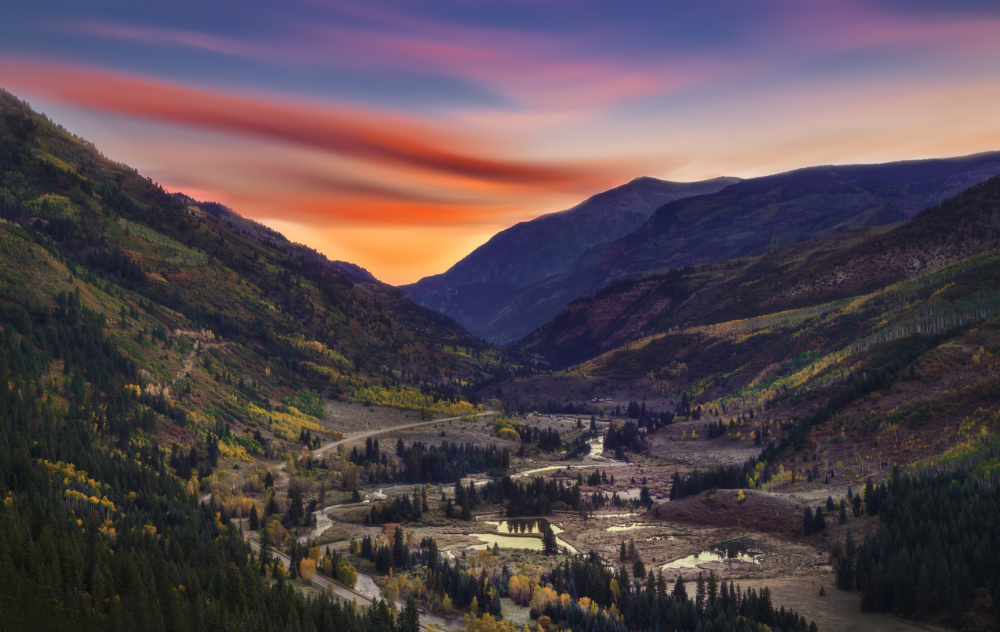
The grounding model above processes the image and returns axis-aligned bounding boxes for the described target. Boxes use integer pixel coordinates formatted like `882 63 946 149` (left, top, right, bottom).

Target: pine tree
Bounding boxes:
392 526 407 569
696 572 706 614
400 597 420 632
541 520 559 556
673 575 687 600
813 507 826 532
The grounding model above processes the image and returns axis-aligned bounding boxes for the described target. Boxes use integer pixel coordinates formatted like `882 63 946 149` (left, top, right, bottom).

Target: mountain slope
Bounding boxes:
519 173 1000 377
0 89 503 436
174 193 479 347
401 176 738 341
601 155 1000 281
0 90 478 631
416 154 1000 345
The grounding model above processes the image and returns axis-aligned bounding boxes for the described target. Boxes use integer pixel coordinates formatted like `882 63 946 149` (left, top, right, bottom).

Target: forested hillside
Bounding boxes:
0 296 404 630
0 89 509 629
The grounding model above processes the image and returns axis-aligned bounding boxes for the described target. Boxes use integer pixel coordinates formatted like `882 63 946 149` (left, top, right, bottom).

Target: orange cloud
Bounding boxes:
0 58 610 188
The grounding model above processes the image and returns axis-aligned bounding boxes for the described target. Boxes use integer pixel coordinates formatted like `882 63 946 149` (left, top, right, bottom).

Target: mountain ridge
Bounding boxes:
401 175 739 339
518 173 1000 371
414 152 1000 344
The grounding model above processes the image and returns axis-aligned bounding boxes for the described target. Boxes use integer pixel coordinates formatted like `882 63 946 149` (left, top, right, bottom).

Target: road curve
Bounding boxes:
273 410 497 488
203 410 497 630
244 534 375 606
312 411 499 458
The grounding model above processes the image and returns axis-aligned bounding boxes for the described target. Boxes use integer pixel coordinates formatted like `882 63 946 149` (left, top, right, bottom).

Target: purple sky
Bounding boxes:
3 0 1000 283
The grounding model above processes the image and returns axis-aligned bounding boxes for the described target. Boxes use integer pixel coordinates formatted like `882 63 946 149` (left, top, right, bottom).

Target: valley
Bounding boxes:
1 87 998 632
198 396 959 632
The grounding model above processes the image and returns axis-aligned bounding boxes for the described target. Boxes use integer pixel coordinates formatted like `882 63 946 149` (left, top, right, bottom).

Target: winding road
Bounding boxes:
311 411 499 458
274 411 497 489
202 410 498 630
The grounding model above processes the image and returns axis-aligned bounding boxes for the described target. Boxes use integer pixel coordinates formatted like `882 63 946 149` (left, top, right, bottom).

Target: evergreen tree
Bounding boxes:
541 520 559 556
400 597 420 632
673 575 687 600
813 507 826 532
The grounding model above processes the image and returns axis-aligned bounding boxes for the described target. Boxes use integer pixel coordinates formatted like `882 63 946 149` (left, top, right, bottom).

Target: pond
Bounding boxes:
590 512 642 519
604 522 658 532
486 519 565 535
466 518 578 554
468 533 578 555
660 540 761 570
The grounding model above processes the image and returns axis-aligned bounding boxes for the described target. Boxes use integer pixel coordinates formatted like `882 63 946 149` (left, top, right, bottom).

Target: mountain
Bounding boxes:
411 154 1000 345
599 155 1000 281
171 193 478 346
1 88 516 631
0 88 502 419
518 172 1000 374
401 176 739 342
497 177 1000 526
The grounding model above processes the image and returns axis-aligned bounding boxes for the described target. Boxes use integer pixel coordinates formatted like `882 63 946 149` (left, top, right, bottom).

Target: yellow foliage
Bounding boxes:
336 559 358 588
246 402 330 441
352 385 482 417
498 428 520 441
299 558 316 582
218 441 254 462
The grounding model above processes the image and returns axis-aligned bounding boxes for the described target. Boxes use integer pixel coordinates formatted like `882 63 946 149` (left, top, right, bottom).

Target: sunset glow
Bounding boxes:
3 1 1000 283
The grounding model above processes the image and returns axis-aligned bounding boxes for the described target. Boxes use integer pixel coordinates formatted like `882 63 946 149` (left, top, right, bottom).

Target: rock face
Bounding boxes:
407 152 1000 345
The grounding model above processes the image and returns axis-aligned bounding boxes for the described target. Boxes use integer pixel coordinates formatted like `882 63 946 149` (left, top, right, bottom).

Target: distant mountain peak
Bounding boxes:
402 175 739 339
405 153 1000 346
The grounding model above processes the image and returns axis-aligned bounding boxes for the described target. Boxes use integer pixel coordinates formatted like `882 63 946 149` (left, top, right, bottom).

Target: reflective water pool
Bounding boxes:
660 541 761 570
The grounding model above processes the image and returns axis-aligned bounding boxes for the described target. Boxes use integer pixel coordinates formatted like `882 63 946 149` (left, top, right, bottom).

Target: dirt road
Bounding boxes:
312 411 499 458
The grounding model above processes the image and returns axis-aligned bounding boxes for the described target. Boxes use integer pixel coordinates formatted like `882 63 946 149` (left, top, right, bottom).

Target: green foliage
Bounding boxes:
0 87 514 632
285 389 325 418
0 293 395 631
838 468 1000 627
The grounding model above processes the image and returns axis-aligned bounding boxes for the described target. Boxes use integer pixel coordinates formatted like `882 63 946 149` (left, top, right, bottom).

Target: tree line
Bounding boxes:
835 469 1000 628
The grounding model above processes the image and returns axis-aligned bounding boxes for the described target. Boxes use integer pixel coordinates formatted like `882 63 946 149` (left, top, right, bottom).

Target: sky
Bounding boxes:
3 1 1000 284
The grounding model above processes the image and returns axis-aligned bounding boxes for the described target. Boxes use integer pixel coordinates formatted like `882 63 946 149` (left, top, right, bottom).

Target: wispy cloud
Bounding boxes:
0 58 615 188
52 12 727 113
8 0 1000 283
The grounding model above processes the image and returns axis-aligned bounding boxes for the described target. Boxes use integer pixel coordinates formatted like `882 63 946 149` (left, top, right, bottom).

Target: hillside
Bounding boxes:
520 173 1000 371
505 176 1000 477
401 175 738 342
0 89 511 441
414 154 1000 345
604 155 1000 278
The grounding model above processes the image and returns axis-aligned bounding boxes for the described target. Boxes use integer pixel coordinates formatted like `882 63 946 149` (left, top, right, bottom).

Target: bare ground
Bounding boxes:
738 572 953 632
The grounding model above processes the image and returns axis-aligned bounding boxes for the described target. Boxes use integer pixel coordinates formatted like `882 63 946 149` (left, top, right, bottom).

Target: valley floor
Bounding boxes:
203 400 963 632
